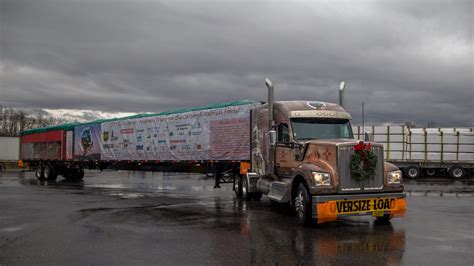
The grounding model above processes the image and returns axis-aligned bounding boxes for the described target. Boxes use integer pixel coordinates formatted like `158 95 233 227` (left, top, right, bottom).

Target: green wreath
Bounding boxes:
350 142 378 182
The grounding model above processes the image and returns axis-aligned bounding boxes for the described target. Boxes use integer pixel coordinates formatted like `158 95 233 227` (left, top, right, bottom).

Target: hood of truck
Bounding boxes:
302 139 357 177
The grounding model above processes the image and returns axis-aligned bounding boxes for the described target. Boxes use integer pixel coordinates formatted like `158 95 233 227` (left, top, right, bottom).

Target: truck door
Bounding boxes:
275 123 295 179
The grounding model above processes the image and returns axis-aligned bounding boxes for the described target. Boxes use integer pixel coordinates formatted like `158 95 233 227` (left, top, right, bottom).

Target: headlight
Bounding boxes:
312 172 331 186
387 170 402 184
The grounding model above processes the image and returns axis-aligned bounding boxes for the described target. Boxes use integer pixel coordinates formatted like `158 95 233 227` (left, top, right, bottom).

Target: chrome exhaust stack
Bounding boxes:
265 78 276 176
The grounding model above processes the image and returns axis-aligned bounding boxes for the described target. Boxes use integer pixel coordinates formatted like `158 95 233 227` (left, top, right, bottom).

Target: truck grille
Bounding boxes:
337 144 384 192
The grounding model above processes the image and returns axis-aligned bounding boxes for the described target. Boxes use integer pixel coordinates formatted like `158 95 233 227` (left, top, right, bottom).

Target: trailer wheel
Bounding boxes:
425 168 436 177
448 165 465 179
74 168 85 181
43 166 57 181
63 172 72 181
35 167 44 180
234 175 242 198
404 166 421 179
294 183 312 226
253 192 262 201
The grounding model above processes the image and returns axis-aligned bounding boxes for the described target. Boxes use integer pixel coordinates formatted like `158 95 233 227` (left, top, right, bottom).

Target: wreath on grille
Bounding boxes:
350 141 377 182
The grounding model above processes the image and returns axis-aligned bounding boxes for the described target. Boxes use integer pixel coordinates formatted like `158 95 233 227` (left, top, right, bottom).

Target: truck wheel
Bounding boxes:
404 166 421 179
241 176 253 201
375 214 391 224
35 167 44 180
242 176 253 200
234 175 242 197
425 168 436 177
448 166 465 179
294 183 312 226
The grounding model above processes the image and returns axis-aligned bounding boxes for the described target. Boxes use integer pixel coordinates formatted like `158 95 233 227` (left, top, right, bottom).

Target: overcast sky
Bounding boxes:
1 0 472 126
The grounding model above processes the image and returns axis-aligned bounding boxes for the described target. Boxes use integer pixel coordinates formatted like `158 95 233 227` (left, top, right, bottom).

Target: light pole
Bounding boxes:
362 101 365 130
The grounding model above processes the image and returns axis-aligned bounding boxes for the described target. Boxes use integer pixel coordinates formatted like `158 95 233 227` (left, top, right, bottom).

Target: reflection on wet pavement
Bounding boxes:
1 170 473 265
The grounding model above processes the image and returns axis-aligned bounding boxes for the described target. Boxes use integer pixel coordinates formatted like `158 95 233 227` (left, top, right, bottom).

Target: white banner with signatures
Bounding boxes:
100 103 260 161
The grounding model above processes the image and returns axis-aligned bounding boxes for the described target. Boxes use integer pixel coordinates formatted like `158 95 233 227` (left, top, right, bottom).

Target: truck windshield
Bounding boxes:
291 118 353 140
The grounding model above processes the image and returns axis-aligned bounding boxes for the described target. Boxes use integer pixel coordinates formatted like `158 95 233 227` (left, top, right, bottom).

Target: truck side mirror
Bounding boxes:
268 130 276 146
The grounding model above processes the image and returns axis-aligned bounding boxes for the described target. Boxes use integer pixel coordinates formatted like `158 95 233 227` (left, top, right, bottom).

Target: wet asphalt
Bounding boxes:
0 170 473 265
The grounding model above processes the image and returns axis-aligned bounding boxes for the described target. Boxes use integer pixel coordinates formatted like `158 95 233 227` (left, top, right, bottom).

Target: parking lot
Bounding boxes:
1 170 473 265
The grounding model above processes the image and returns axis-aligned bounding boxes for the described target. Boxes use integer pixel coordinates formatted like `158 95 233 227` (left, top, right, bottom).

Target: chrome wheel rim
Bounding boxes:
36 168 42 178
44 168 50 178
295 191 304 218
453 168 463 178
408 168 418 178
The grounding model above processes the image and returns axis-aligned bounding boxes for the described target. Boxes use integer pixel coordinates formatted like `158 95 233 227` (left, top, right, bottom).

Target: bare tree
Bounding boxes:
404 121 416 128
427 121 438 128
0 106 68 137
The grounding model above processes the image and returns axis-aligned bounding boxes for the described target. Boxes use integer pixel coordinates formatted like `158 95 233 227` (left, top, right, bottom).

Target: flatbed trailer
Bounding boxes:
353 126 474 179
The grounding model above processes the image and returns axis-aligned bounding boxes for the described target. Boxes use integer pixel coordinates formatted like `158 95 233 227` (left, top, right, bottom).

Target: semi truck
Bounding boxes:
353 126 474 179
0 137 20 171
19 79 406 225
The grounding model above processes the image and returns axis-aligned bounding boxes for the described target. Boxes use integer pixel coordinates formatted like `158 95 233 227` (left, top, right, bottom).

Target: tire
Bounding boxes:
253 192 263 201
375 214 391 224
43 166 57 181
35 167 44 180
63 169 74 181
294 183 313 226
76 168 85 181
241 176 253 201
425 168 436 177
404 166 421 179
63 172 72 181
234 175 242 198
448 165 465 179
205 173 214 178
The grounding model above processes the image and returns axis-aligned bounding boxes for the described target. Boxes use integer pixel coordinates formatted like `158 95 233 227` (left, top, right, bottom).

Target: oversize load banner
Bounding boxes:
101 103 259 161
74 123 101 160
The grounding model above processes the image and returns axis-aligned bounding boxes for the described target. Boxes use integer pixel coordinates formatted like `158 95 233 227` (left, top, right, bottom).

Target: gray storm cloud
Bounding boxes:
0 0 472 126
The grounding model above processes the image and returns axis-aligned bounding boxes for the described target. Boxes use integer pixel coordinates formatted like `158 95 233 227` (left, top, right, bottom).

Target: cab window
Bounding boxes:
277 124 290 143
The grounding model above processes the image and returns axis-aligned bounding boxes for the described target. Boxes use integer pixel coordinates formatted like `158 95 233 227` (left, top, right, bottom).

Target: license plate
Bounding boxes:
334 198 395 215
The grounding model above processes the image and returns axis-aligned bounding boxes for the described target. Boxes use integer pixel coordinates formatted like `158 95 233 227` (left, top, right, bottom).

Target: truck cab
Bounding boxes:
238 99 406 225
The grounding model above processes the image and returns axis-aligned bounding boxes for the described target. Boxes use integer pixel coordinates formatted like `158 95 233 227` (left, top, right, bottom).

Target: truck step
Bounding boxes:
267 181 291 203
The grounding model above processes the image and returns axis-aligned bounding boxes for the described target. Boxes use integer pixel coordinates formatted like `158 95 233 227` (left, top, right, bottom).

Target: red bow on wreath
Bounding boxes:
353 141 372 151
